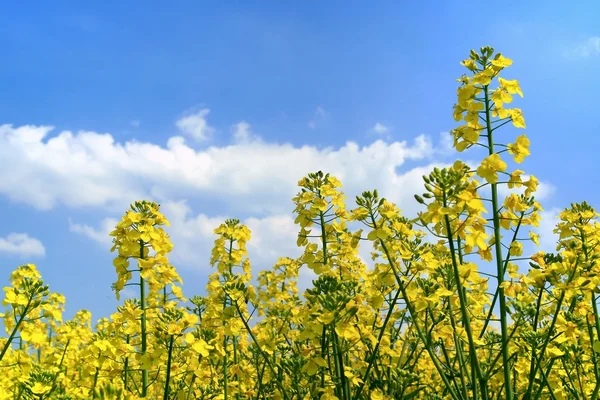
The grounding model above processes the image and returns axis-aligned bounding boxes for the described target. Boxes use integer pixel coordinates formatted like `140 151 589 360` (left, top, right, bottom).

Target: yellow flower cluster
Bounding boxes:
0 47 598 400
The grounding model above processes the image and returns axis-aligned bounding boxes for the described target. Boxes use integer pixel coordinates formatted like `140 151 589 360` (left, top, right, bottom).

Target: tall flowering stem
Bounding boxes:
448 46 533 399
110 200 175 397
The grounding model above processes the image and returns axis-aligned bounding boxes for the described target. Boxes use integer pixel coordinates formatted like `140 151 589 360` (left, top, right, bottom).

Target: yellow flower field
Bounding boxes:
2 47 598 400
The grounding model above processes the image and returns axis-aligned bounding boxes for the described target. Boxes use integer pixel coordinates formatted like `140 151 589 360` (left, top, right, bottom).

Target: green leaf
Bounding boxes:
593 341 600 353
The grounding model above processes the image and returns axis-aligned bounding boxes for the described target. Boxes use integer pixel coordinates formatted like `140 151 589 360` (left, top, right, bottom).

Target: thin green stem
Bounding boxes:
443 200 486 399
0 298 32 362
163 335 175 400
139 239 149 397
483 82 513 400
369 212 462 400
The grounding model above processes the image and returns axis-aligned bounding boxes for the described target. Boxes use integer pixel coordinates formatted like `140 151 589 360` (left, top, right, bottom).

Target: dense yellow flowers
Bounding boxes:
0 47 598 400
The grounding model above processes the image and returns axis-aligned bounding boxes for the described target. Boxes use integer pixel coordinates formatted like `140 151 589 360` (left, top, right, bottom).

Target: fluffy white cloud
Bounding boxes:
3 121 558 281
372 122 390 135
159 200 303 272
0 124 436 215
0 233 45 257
535 208 561 253
231 121 261 144
573 36 600 58
148 201 371 290
175 109 215 141
68 217 118 247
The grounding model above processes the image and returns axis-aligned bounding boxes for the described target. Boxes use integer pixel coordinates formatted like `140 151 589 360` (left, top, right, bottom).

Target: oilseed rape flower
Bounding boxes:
0 47 598 400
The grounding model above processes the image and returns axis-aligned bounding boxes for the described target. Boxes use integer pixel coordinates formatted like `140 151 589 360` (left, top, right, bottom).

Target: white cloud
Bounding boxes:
175 109 215 141
308 106 328 129
68 217 118 247
157 200 302 273
497 178 555 201
535 208 561 253
368 122 392 141
2 120 560 280
231 121 262 144
372 122 390 135
436 131 455 155
573 36 600 57
0 233 45 257
244 214 303 266
0 124 435 214
158 200 227 267
154 201 377 291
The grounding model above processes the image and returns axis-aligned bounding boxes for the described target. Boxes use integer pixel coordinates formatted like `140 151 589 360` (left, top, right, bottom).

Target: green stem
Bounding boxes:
369 212 462 400
223 303 229 400
531 296 581 400
331 329 343 399
233 335 240 400
591 296 600 400
139 239 148 397
124 335 130 392
163 335 175 400
479 214 524 340
319 208 329 394
521 285 544 395
92 367 100 399
0 298 32 362
525 265 578 399
47 339 71 396
443 205 485 399
581 225 600 400
446 294 471 399
354 287 402 398
483 82 513 400
232 299 289 400
185 353 203 400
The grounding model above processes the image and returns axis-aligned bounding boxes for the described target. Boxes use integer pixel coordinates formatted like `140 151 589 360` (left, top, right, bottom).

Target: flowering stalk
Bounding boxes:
482 73 513 400
138 239 149 397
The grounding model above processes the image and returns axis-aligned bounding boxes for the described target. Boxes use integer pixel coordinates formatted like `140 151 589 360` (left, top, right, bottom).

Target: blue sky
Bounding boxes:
0 1 599 320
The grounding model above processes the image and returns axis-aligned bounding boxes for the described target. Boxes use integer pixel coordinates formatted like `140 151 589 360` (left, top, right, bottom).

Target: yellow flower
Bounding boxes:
498 77 523 97
529 231 540 246
303 356 327 376
507 263 519 278
472 68 495 86
192 338 213 357
547 345 565 358
461 58 478 71
490 54 513 69
477 154 507 184
465 226 489 250
492 106 511 119
507 134 530 163
509 108 526 128
30 382 52 395
458 262 478 279
508 169 524 188
457 84 480 107
523 175 539 196
509 241 523 257
371 389 384 400
491 88 513 108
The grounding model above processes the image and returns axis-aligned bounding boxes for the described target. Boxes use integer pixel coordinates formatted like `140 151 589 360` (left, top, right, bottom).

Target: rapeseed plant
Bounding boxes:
0 47 597 400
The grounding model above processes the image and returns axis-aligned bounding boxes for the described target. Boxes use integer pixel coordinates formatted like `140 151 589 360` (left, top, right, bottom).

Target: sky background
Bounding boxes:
0 0 599 321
